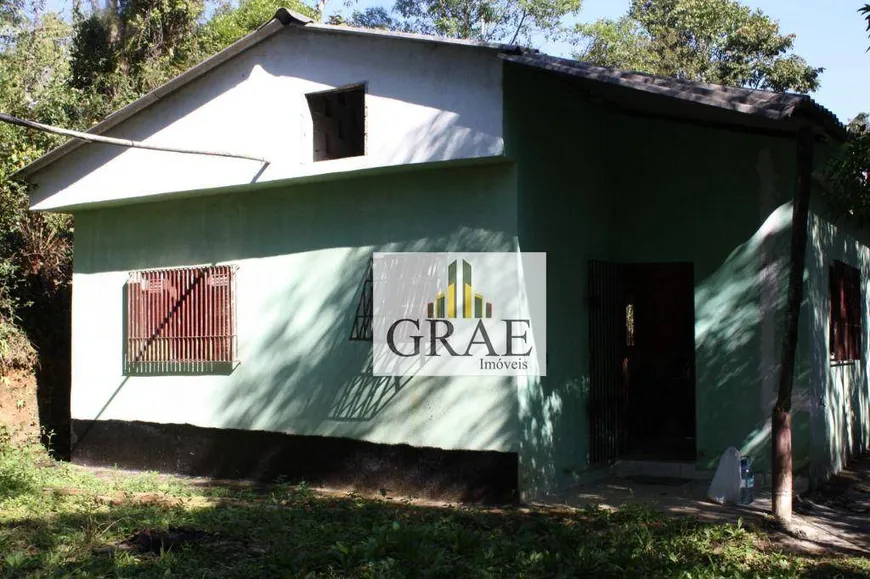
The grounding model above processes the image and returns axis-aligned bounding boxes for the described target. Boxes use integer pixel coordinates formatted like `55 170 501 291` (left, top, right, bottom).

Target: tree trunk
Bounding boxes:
772 126 814 523
771 408 793 520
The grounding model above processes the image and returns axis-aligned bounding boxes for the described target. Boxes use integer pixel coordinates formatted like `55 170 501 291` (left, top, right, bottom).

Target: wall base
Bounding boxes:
71 419 518 503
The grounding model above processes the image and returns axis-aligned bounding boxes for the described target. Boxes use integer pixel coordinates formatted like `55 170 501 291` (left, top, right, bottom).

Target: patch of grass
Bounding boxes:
0 441 868 578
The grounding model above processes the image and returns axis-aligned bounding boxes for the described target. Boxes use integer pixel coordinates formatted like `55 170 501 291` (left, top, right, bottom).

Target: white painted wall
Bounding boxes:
29 27 505 211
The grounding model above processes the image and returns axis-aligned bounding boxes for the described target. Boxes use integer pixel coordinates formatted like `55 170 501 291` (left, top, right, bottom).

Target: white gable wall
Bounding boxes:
29 27 505 211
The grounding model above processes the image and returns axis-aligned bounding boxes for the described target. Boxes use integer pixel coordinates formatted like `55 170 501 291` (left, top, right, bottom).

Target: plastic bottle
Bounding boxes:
739 456 754 505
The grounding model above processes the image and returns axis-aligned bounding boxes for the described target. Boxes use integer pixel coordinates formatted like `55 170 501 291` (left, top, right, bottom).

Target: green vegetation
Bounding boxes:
862 4 870 45
0 4 868 571
344 0 582 44
1 441 868 577
0 0 318 405
823 114 870 222
575 0 822 93
200 0 316 54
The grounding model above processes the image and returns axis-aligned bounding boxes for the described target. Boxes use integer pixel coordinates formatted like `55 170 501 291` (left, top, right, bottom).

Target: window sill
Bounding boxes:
830 359 859 368
124 361 237 376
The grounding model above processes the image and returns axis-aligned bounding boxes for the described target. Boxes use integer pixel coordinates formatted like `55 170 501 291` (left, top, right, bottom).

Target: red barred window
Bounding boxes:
830 260 862 364
125 265 237 373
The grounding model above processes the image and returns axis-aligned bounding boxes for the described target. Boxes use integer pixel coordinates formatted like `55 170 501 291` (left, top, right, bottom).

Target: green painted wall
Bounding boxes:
71 162 521 455
504 64 612 496
503 62 843 493
606 115 800 473
602 124 870 484
69 60 869 497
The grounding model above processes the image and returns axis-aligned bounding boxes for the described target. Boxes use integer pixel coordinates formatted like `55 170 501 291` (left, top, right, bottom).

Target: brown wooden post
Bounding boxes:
772 126 814 523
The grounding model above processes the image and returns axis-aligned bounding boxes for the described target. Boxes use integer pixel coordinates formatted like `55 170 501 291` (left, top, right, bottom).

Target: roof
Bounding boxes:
14 9 844 180
502 53 845 139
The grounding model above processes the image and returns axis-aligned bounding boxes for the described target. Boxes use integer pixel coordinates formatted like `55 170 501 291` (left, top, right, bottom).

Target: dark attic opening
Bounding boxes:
306 84 366 162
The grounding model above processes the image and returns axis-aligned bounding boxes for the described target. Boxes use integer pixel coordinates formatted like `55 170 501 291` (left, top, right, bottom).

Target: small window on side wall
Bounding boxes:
125 265 237 374
349 260 373 341
306 84 365 162
830 260 862 364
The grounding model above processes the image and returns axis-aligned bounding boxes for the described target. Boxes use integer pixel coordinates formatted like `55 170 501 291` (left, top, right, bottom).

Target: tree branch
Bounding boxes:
509 9 527 45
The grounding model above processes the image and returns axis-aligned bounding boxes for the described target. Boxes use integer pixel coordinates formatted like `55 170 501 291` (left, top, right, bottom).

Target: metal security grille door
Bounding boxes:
588 261 697 463
587 260 627 464
126 265 237 373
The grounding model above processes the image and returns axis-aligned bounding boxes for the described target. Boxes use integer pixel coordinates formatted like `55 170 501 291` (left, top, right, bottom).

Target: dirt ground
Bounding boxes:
0 368 40 444
540 455 870 557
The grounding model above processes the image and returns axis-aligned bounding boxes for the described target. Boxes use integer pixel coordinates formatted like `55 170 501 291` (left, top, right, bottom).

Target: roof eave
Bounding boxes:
502 53 845 142
790 97 848 142
304 24 520 53
273 7 521 52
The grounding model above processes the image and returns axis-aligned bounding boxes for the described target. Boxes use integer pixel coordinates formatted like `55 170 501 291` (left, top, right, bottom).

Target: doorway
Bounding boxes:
588 261 696 463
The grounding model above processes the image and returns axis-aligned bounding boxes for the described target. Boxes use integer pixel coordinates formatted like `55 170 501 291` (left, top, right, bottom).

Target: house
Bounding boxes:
16 8 866 502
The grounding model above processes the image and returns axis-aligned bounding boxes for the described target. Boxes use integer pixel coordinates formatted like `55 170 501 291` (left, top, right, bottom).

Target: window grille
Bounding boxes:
830 260 862 363
125 265 237 373
350 262 373 341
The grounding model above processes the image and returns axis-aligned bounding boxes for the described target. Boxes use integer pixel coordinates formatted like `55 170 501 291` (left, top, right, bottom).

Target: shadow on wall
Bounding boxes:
72 164 540 501
32 28 502 207
694 202 815 474
259 29 503 165
518 375 587 498
697 198 870 482
191 244 521 501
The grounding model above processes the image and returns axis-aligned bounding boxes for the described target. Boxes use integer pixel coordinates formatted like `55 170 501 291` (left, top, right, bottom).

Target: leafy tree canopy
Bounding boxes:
200 0 317 54
342 0 582 44
0 7 75 364
0 0 24 49
68 0 206 118
823 113 870 224
576 0 822 93
861 4 870 45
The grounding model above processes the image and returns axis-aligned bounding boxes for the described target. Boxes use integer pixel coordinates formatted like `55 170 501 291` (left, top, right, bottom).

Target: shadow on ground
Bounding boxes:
3 479 868 578
543 453 870 558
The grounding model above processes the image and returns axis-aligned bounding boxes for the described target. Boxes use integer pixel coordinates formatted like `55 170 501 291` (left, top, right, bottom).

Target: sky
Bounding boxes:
42 0 870 123
324 0 870 123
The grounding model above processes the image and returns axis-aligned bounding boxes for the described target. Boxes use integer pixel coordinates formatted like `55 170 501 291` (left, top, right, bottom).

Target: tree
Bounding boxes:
331 7 410 33
68 0 206 121
576 0 822 93
0 0 25 49
823 115 870 222
0 7 74 374
346 0 582 44
199 0 317 55
861 4 870 46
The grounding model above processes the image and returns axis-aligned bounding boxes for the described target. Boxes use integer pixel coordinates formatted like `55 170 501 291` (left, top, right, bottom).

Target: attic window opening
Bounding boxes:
306 85 365 162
